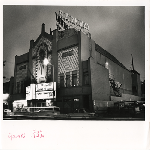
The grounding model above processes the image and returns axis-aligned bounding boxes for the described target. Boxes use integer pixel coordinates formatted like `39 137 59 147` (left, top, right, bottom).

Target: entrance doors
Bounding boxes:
83 95 90 110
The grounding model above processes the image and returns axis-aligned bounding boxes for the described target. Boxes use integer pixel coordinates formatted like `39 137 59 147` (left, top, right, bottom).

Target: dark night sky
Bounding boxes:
3 5 145 82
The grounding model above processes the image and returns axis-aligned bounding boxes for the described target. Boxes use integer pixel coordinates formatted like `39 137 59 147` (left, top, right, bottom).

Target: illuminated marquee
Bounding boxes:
26 83 56 100
26 84 35 100
36 91 56 99
35 82 56 99
55 10 89 32
36 82 56 92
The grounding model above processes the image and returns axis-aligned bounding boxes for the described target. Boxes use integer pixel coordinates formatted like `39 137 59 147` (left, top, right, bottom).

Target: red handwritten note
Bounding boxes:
8 130 44 140
8 133 25 140
32 130 44 138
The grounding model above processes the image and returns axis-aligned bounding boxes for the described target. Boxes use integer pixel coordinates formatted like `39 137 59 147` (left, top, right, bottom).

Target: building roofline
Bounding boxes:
33 32 53 47
95 43 130 71
15 52 29 64
131 69 140 75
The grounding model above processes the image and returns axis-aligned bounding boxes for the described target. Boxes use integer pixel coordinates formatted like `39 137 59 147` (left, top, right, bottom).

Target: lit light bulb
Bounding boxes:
43 58 49 66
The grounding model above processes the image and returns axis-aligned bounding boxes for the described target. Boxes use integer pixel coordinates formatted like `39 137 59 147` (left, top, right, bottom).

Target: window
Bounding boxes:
47 75 52 82
96 52 101 64
19 65 26 70
132 86 137 95
66 74 70 87
105 62 108 69
83 71 89 85
42 103 46 107
11 84 14 94
72 71 77 86
16 82 20 93
37 103 41 107
60 74 64 88
21 81 24 93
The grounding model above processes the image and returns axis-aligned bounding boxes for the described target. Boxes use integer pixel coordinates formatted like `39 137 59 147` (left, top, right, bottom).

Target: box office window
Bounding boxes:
72 71 77 87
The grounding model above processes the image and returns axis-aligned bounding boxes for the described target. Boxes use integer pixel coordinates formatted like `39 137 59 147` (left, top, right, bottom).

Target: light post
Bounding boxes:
43 58 54 103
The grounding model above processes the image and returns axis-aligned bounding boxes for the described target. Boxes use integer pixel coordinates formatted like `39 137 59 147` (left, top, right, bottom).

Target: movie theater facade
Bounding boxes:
9 11 141 113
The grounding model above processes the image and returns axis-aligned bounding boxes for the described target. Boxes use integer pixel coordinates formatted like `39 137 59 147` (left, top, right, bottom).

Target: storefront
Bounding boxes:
56 94 92 113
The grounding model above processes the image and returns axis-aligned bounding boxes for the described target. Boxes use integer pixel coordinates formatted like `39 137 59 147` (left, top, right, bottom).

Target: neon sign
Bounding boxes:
55 10 89 32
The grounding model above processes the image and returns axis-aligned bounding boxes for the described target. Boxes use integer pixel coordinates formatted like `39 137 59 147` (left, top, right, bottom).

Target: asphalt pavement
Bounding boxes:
3 113 145 121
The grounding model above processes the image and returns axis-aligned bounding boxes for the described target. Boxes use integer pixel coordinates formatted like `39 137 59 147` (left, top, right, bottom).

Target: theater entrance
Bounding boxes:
83 95 90 111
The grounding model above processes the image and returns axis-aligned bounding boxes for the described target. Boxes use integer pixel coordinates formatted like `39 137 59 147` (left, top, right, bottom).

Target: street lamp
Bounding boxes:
43 58 55 102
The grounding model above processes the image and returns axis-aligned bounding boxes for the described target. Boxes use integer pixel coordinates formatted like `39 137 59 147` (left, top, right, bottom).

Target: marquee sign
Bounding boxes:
55 10 89 33
35 82 56 99
36 82 56 92
26 84 35 100
36 91 56 99
26 82 56 100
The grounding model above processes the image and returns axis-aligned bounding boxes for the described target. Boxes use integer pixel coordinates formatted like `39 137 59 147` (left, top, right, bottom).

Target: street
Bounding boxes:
3 113 145 121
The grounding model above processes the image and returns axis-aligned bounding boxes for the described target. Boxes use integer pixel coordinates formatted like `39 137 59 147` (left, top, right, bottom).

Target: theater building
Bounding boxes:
8 11 141 113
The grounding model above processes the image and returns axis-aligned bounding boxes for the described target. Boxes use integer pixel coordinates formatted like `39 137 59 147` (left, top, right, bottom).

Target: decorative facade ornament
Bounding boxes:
31 37 52 83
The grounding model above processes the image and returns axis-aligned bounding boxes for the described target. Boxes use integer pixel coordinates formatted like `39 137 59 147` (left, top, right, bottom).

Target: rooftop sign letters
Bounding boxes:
55 10 89 32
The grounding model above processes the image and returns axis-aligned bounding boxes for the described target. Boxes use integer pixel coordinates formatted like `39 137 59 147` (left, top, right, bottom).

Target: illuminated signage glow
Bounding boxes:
26 83 56 100
36 91 56 99
55 10 89 32
26 84 35 100
36 82 56 92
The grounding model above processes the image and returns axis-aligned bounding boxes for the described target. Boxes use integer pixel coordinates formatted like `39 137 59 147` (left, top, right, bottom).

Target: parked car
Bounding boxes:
67 108 95 119
3 109 14 117
106 100 145 117
4 109 11 113
13 106 60 117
